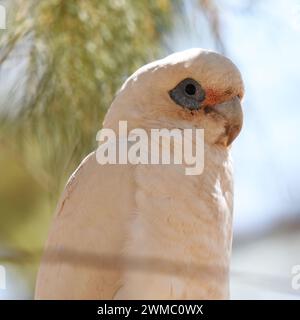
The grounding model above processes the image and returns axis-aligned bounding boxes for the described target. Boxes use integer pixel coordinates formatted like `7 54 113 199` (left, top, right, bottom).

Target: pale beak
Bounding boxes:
214 96 243 146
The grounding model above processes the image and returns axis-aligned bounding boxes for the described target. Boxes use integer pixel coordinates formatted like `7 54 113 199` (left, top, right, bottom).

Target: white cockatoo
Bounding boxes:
35 48 244 300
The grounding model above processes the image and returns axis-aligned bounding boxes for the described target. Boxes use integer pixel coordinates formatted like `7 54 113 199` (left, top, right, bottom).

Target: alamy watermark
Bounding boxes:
96 121 204 175
291 265 300 290
0 4 6 30
0 265 6 290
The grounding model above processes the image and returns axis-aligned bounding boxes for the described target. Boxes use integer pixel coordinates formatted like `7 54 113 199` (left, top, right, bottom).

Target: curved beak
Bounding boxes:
214 96 243 146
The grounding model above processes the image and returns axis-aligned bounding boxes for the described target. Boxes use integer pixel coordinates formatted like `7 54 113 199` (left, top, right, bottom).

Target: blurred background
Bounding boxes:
0 0 299 299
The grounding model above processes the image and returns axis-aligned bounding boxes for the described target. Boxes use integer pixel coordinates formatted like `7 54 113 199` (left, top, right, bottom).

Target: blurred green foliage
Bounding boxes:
1 0 175 192
0 0 218 297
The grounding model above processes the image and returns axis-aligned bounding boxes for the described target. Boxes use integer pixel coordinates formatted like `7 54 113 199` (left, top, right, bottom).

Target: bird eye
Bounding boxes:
169 78 205 110
185 83 196 96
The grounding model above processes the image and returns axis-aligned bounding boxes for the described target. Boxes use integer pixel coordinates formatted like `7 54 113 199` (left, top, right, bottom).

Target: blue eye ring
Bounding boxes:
169 78 206 111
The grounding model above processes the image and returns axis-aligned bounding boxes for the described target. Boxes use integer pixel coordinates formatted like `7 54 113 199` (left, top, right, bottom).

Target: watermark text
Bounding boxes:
96 121 204 175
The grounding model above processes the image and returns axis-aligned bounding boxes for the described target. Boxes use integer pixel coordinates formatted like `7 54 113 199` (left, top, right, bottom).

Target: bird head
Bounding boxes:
104 48 244 147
